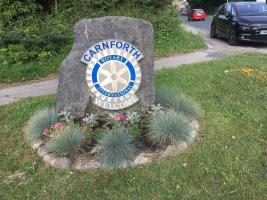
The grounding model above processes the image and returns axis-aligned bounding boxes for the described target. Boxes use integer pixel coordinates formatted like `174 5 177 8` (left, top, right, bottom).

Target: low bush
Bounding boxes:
0 23 71 65
0 1 205 83
148 110 192 146
98 127 137 169
156 87 200 118
46 125 85 156
25 108 58 142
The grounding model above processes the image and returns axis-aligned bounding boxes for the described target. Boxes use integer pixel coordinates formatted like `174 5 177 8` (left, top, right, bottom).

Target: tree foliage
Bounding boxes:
187 0 242 13
0 0 39 27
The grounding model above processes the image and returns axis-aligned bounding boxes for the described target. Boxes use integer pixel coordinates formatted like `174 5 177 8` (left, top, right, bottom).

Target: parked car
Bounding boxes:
188 9 206 21
210 2 267 45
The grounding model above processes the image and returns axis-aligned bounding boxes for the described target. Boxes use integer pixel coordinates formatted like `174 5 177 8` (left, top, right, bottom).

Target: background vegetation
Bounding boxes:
0 0 205 83
187 0 255 14
0 53 266 199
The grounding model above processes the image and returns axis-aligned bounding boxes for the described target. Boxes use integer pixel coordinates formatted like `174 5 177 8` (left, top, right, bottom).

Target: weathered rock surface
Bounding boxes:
74 159 100 170
52 157 72 169
190 120 199 130
37 146 48 157
56 16 154 118
31 140 44 150
43 154 57 165
160 142 188 159
134 153 153 165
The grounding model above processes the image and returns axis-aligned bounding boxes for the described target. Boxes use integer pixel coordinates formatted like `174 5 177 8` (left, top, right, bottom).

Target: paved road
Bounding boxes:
180 15 213 34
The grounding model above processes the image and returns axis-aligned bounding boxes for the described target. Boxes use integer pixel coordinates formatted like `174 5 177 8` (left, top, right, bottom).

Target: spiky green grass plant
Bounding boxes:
174 95 200 118
25 107 58 142
98 127 137 169
148 110 192 146
46 126 85 156
156 87 200 118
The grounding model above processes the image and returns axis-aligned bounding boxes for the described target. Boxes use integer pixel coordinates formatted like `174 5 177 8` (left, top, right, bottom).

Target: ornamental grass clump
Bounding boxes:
98 127 137 169
155 87 178 106
26 108 58 142
172 95 200 118
148 110 192 146
156 87 200 118
46 126 85 156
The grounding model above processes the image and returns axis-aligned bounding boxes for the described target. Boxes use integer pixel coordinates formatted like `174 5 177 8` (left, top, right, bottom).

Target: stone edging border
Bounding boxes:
27 120 199 170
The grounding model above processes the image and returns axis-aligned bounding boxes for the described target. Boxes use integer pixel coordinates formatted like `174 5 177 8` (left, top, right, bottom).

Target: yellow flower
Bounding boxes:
241 68 253 77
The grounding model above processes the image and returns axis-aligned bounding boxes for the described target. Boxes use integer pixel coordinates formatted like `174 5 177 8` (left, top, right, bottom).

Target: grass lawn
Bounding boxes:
0 53 266 200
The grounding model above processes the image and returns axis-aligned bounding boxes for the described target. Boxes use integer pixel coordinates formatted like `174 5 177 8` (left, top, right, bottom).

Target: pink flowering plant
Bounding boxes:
53 123 64 130
106 113 129 129
103 112 141 138
42 128 50 137
42 122 64 137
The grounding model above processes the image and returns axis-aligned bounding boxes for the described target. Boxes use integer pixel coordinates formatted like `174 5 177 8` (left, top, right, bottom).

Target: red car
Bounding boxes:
188 9 206 21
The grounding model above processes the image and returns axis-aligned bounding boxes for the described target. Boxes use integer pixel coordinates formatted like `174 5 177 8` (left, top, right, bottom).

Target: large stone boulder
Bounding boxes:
56 16 154 118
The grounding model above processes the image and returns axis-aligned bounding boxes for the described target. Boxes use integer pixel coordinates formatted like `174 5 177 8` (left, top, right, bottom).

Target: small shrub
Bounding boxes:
46 126 85 156
126 112 141 124
148 110 192 146
26 108 58 142
156 87 200 118
98 127 137 169
82 113 98 128
128 125 141 139
57 108 73 123
148 104 163 115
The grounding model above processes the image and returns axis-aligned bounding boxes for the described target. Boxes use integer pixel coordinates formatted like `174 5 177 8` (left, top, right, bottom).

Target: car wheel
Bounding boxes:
228 28 239 46
210 23 217 38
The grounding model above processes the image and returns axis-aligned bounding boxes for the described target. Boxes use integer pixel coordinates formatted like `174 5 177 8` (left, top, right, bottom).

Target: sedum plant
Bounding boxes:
126 112 141 124
148 104 163 115
26 108 58 142
46 125 85 156
98 127 137 169
156 87 200 118
148 110 192 146
57 108 73 123
83 113 98 128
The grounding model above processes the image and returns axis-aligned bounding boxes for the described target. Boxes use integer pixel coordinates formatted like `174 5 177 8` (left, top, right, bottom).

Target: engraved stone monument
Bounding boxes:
56 16 154 118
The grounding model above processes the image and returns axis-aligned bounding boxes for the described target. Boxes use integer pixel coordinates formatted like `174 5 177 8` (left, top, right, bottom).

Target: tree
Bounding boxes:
35 0 57 12
0 0 38 27
187 0 241 13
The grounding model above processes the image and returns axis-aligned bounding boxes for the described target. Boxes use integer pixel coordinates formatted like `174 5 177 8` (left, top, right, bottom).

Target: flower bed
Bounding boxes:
25 88 200 170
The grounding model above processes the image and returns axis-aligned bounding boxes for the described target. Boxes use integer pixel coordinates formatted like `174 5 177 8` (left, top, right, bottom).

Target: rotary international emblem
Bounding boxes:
81 40 143 110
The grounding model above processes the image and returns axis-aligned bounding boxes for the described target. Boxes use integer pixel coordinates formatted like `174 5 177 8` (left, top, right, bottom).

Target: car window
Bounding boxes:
218 4 226 15
226 4 232 14
261 4 267 15
194 9 204 14
236 3 267 16
232 6 237 16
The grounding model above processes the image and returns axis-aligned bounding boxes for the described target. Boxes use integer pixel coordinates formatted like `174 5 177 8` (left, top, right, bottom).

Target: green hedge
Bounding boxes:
0 0 205 83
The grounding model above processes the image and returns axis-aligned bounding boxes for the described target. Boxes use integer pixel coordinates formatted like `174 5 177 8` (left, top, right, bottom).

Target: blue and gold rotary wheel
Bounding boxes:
86 48 142 110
